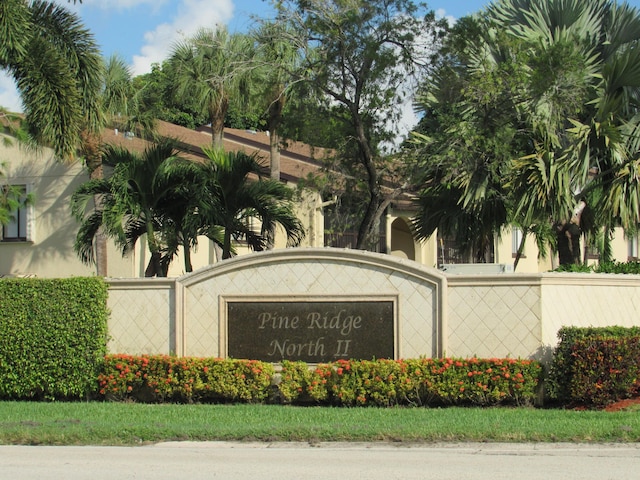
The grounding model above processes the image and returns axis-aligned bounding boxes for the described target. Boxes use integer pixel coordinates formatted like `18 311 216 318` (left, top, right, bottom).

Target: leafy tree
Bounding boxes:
264 0 446 250
0 0 102 159
411 18 532 264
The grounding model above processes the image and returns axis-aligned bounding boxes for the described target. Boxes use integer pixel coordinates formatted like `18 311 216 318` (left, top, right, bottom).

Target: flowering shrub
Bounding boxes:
278 360 332 403
277 357 541 407
98 355 273 403
98 355 540 406
546 326 640 403
567 337 640 406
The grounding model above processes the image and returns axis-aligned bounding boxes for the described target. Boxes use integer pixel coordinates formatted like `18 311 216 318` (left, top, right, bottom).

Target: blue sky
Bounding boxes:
0 0 492 111
68 0 490 75
1 0 640 112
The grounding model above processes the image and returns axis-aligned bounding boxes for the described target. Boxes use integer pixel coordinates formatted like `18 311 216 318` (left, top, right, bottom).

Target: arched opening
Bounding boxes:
390 217 415 261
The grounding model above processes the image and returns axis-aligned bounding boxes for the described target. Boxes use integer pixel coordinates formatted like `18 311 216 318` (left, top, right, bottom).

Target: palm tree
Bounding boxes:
169 27 254 149
0 0 103 160
413 0 640 268
71 140 187 277
252 22 302 181
492 0 640 265
78 54 163 276
199 147 305 259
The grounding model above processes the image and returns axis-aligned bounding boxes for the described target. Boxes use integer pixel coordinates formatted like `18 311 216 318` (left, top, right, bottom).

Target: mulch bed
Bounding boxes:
604 396 640 412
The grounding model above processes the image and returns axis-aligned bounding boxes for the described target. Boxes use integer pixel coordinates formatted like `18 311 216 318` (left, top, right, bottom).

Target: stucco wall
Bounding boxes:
0 136 133 278
446 275 542 359
105 249 640 361
108 249 445 358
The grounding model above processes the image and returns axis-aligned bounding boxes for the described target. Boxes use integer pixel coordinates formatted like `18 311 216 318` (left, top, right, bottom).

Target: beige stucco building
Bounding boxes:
0 121 636 278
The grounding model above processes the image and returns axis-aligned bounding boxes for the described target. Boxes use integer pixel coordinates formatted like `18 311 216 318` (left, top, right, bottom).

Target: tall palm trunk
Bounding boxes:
182 236 193 272
80 130 108 276
269 129 281 181
144 215 164 277
267 92 285 181
210 97 229 149
222 228 233 259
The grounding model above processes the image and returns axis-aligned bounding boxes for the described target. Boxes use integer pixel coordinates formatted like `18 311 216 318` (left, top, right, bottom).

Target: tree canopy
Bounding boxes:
262 0 446 250
411 0 640 268
0 0 102 160
168 27 256 149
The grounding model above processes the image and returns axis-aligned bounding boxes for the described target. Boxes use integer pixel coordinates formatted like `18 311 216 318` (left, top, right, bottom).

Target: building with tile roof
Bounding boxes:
3 119 633 277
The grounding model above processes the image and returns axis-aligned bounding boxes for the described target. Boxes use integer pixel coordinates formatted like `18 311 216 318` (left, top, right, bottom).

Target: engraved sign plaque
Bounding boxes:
227 299 395 362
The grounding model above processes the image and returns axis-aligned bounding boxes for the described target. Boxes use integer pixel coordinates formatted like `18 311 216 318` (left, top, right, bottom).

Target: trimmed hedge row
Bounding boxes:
568 337 640 406
98 354 542 406
279 358 541 407
546 326 640 405
0 277 109 400
98 354 274 403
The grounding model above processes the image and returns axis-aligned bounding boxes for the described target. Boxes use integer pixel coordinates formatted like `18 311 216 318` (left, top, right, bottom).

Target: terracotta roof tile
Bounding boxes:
100 121 328 184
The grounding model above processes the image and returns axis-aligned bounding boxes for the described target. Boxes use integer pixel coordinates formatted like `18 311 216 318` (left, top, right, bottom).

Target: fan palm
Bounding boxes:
252 22 303 181
413 0 640 267
169 27 254 149
494 0 640 263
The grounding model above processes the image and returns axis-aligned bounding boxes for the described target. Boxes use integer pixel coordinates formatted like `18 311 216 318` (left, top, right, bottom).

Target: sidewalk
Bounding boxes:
1 441 639 480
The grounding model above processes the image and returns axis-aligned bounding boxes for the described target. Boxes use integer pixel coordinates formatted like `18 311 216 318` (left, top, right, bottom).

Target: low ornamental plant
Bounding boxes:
278 357 542 407
546 326 640 404
98 355 274 403
568 336 640 407
98 355 541 406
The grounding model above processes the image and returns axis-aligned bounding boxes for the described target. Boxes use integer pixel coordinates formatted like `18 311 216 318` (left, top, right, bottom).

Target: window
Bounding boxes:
1 184 33 242
512 228 524 258
629 234 639 260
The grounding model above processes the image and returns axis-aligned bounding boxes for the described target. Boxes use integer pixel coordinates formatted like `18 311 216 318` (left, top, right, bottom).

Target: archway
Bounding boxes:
390 217 415 261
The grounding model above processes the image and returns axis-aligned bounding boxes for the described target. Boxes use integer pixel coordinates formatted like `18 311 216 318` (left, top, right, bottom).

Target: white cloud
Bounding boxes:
435 8 456 26
0 72 22 113
131 0 235 75
75 0 169 12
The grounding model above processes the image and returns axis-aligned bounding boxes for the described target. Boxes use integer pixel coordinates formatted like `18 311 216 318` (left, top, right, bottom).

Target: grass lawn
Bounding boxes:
1 401 639 445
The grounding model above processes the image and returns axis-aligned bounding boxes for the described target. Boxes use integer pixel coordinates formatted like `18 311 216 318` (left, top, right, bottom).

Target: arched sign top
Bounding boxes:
178 247 447 289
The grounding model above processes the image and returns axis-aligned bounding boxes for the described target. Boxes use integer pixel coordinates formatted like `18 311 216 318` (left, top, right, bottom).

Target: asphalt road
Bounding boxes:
1 441 639 480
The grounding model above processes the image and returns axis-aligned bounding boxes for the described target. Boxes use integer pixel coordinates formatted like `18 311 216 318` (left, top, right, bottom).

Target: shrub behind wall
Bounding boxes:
0 277 109 400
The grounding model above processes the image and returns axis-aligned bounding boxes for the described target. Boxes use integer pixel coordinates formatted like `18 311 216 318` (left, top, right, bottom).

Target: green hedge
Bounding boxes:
0 277 109 400
98 355 274 403
554 260 640 274
546 326 640 404
96 355 542 407
280 358 542 407
568 336 640 406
